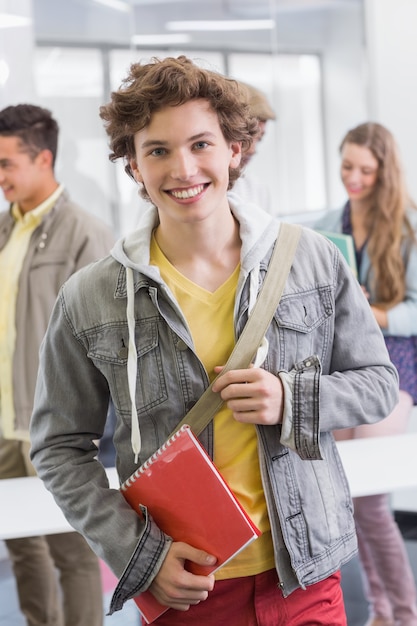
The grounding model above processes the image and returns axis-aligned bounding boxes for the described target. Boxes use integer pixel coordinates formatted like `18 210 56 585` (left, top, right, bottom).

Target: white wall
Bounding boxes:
0 0 35 211
267 3 368 213
0 0 35 109
365 0 417 202
321 5 368 210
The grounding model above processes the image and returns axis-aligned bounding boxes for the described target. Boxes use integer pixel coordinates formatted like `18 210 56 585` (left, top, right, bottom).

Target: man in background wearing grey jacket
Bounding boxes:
0 104 114 626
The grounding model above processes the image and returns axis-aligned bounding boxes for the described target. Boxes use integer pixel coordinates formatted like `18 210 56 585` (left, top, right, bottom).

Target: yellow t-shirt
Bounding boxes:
150 234 275 579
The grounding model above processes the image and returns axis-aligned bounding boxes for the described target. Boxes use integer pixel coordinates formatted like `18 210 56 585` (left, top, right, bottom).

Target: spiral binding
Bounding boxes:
121 424 189 490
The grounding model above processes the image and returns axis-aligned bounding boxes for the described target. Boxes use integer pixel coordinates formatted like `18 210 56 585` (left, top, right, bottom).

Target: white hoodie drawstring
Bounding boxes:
126 266 141 463
125 261 269 462
248 265 269 367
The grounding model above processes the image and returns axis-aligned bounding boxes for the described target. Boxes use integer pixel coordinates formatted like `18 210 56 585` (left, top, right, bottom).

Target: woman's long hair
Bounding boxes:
340 122 416 306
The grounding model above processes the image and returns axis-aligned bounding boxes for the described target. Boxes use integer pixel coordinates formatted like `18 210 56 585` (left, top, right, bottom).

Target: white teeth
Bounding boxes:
171 184 204 199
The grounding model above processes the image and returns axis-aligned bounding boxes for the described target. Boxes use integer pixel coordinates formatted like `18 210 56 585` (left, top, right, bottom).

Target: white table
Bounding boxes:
336 432 417 498
0 467 119 540
1 434 417 540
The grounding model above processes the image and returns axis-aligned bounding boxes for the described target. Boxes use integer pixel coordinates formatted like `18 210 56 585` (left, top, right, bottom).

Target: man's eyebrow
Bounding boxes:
140 139 165 149
189 132 217 142
140 132 217 150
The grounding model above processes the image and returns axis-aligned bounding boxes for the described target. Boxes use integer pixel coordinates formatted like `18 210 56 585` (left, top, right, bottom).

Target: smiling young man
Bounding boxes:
0 103 115 626
30 57 399 626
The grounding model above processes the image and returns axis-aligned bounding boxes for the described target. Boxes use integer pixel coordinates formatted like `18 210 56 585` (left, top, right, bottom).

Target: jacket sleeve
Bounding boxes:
278 241 399 460
29 289 172 611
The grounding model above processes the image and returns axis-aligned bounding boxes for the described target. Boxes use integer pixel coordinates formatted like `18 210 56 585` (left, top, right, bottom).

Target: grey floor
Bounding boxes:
0 540 141 626
342 532 417 626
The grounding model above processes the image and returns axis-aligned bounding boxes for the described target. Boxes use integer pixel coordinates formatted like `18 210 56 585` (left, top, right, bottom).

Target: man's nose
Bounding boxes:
170 151 198 180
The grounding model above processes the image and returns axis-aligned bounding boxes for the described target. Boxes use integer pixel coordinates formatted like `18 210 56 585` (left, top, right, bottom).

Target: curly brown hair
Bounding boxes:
99 56 259 196
340 122 417 306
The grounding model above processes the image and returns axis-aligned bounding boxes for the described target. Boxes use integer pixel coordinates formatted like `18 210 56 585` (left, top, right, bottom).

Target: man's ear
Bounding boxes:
229 142 242 169
130 159 143 183
37 149 54 169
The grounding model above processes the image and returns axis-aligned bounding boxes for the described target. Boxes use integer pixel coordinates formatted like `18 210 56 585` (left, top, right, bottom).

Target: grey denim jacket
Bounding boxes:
30 198 398 613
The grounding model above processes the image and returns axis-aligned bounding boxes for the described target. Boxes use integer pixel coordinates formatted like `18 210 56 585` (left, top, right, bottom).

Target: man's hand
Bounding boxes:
149 542 216 611
212 366 284 425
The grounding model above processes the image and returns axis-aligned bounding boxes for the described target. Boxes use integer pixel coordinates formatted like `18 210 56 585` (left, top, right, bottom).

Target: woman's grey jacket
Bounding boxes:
316 206 417 336
30 197 398 613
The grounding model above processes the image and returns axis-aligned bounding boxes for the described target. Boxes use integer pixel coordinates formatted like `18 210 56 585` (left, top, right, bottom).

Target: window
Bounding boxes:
34 47 115 228
229 52 326 216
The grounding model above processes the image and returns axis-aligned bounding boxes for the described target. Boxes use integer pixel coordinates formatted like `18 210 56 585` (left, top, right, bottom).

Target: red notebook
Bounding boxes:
120 424 261 624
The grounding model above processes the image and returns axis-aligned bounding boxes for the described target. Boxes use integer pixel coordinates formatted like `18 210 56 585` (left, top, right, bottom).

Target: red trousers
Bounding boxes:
146 569 347 626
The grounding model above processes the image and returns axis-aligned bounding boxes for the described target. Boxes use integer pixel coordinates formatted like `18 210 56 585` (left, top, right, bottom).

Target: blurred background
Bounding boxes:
1 2 417 624
2 0 415 236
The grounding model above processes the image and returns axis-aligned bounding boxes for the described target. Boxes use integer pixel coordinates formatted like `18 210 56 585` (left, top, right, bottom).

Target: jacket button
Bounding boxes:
118 347 128 359
177 340 188 351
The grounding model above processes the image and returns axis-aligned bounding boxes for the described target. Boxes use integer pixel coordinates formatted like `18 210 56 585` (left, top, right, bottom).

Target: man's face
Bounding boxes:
129 99 242 228
0 135 47 212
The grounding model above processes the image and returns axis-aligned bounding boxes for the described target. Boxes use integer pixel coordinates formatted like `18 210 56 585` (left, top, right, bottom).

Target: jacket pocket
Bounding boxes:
276 287 333 331
86 318 168 421
272 287 334 366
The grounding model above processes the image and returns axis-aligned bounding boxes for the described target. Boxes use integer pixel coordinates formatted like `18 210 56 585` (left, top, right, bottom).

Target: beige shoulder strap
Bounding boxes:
172 222 302 437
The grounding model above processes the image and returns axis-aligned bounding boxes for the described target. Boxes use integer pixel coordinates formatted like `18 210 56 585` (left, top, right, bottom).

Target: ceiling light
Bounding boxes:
131 33 191 45
92 0 130 12
0 13 31 28
166 19 275 32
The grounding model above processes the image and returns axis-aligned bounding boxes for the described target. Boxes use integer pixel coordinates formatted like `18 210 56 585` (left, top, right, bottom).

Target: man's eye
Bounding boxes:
151 148 166 157
194 141 208 150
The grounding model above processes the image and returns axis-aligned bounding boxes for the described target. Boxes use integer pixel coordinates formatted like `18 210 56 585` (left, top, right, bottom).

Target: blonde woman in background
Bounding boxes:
318 121 417 626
